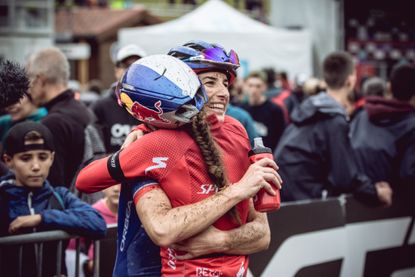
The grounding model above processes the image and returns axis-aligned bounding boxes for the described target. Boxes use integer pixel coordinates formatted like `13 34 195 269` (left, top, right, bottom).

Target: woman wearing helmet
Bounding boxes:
77 44 281 276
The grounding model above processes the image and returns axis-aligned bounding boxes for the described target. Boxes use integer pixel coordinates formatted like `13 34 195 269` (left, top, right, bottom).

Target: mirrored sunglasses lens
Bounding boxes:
203 48 227 62
229 50 239 64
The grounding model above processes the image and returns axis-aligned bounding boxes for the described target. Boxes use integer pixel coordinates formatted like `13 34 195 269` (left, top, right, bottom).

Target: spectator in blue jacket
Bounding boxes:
0 121 106 277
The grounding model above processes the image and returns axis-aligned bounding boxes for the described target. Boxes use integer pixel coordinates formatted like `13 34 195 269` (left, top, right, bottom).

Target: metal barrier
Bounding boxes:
0 231 79 277
0 227 117 277
1 194 414 277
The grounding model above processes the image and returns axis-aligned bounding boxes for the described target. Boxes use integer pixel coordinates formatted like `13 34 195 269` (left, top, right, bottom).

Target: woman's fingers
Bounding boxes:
259 168 283 189
262 172 282 190
254 158 279 171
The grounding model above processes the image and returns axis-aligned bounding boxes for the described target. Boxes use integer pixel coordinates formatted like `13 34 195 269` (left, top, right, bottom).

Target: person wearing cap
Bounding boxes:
91 44 147 154
0 121 107 277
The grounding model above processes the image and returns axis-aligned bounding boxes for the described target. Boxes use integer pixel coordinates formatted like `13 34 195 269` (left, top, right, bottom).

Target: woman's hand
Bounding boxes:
171 226 226 260
229 158 282 201
121 129 144 149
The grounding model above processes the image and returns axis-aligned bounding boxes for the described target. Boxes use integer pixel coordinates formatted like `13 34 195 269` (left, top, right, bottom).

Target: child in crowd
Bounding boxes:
91 185 119 224
0 121 106 277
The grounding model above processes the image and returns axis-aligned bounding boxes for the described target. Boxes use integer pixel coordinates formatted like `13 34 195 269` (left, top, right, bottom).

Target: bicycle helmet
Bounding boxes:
168 40 240 84
116 54 207 129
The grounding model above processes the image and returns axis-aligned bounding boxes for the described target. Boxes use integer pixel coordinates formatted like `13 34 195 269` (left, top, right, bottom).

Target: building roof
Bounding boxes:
55 6 162 41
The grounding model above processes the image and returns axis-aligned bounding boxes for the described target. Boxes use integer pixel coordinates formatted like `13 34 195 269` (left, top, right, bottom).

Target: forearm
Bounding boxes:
41 209 107 238
138 186 242 247
75 156 116 193
222 212 270 255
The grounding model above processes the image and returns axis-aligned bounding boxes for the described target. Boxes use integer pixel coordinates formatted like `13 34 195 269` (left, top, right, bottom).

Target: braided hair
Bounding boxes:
188 107 241 225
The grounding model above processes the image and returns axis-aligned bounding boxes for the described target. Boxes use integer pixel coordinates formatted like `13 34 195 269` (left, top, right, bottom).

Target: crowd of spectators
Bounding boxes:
0 42 414 275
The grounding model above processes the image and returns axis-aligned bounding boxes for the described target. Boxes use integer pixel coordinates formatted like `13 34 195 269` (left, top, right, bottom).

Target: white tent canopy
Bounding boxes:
119 0 312 78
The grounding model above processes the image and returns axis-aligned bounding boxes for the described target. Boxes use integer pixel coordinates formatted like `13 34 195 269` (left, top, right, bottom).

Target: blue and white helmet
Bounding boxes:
116 54 207 129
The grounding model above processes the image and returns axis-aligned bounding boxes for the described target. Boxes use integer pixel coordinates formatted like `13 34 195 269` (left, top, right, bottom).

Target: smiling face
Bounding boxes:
4 146 54 188
198 71 229 122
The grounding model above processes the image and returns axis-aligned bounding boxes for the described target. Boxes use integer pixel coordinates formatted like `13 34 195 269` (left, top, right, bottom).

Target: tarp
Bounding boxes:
118 0 312 78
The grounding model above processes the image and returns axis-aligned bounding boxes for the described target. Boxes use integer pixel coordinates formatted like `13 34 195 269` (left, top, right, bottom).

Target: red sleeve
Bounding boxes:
75 156 114 193
133 184 161 205
76 130 190 193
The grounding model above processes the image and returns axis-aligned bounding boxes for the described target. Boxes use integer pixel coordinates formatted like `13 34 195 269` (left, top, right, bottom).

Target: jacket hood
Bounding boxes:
365 96 415 123
291 92 346 124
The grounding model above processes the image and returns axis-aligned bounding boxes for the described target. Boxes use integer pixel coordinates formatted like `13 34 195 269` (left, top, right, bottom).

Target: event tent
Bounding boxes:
119 0 312 78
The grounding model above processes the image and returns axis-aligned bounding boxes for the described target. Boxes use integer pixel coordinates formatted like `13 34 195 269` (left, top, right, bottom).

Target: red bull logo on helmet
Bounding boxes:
131 100 170 124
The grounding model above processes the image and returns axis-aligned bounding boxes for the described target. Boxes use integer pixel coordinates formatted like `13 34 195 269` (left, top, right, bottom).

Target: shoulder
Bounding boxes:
0 114 12 125
227 105 251 120
92 198 106 209
121 128 193 163
53 186 71 197
41 113 68 132
223 115 249 140
329 113 349 126
267 100 284 113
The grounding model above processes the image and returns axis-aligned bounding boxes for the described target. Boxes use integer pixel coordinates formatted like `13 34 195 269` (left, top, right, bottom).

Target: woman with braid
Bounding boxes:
76 43 281 276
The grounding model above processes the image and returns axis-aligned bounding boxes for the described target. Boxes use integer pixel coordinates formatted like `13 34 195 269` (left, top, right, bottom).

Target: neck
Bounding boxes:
43 83 69 104
105 198 118 214
249 94 266 106
25 105 38 117
327 88 350 109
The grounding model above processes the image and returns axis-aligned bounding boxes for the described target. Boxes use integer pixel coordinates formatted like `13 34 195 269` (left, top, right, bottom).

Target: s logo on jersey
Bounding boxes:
145 157 169 174
197 184 219 195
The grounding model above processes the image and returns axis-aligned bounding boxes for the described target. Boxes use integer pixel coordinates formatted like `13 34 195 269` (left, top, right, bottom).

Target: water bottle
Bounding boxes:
248 137 281 212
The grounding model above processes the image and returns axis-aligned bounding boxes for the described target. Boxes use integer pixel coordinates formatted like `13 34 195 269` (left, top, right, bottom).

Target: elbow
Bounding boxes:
148 225 176 247
258 229 271 251
261 234 271 251
75 173 89 193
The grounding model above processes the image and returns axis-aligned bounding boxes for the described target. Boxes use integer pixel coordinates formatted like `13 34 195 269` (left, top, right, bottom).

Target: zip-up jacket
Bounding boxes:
274 92 379 203
0 174 106 277
350 96 415 191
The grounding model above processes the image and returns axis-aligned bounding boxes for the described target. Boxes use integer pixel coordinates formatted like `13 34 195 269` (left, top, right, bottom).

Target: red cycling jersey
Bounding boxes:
76 115 252 276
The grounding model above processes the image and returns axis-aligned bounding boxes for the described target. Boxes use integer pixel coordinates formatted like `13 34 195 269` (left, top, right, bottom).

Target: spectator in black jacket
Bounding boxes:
241 71 286 151
351 64 415 195
90 44 144 153
26 47 94 188
274 51 392 205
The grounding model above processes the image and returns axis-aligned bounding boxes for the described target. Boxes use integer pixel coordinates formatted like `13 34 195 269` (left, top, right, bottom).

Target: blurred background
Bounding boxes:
1 0 413 89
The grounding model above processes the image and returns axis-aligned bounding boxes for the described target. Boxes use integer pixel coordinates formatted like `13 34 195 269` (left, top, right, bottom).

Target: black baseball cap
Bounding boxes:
3 121 55 156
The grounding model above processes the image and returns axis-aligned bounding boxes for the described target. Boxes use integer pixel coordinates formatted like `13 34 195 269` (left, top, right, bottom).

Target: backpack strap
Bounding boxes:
48 188 65 210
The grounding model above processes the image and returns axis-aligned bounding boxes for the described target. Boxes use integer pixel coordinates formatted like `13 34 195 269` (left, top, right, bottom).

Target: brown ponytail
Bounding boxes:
189 108 241 225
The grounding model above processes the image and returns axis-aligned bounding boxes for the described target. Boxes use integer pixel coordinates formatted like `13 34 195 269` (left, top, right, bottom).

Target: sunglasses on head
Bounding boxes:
186 47 240 68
